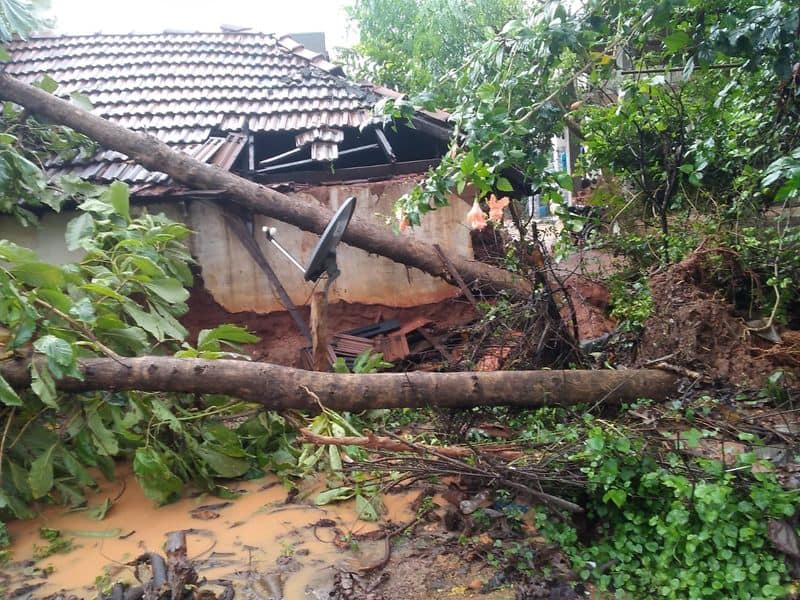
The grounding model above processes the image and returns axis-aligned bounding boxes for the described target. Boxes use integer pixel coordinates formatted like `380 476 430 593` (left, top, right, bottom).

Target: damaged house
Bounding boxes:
1 31 475 365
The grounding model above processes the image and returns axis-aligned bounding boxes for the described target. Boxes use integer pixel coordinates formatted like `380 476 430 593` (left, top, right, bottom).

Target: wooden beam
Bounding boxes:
374 127 397 163
256 143 381 173
258 146 304 166
410 115 453 142
222 210 312 342
255 159 440 185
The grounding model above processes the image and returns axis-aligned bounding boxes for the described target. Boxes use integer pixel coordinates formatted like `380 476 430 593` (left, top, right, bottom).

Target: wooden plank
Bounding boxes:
377 332 410 362
396 316 432 336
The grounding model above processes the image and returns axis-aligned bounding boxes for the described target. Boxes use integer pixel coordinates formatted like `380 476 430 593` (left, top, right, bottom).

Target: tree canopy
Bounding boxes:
341 0 527 107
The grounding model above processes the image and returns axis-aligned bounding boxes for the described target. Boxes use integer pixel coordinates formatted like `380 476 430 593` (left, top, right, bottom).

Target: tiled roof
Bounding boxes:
5 32 379 192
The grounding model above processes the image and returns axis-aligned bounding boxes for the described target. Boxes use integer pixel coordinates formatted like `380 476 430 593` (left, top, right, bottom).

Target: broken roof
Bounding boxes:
5 32 385 192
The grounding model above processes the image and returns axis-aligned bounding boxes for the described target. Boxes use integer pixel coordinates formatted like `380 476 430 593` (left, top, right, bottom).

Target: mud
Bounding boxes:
638 252 800 387
3 466 416 599
182 279 477 367
554 249 619 341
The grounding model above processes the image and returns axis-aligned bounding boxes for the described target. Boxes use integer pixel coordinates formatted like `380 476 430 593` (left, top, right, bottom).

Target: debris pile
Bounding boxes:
638 251 800 387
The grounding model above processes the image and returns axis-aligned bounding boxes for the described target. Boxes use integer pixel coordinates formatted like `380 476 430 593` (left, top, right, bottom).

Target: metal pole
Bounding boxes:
262 226 306 275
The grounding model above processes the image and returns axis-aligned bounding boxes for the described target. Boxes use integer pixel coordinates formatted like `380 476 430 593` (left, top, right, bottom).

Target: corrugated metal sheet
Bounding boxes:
6 32 379 191
47 134 246 187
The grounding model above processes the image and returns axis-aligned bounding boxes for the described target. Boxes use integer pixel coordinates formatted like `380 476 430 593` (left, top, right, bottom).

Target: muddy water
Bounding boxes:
5 466 415 599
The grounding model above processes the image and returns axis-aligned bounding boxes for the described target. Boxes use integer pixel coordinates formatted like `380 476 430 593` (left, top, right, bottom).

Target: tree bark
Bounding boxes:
0 74 530 296
0 356 677 410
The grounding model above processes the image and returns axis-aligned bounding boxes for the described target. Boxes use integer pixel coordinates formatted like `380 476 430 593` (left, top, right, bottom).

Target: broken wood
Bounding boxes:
433 243 479 309
0 74 531 296
165 530 197 600
373 127 396 163
310 290 330 371
0 356 678 410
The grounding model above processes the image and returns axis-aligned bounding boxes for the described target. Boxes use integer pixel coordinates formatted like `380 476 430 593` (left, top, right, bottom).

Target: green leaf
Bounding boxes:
197 447 250 478
37 288 73 314
150 302 188 340
328 444 343 472
123 303 163 340
683 428 703 448
65 212 95 251
682 56 695 80
663 31 691 53
133 447 183 505
36 75 59 94
66 527 122 538
129 255 165 277
314 486 355 505
101 326 149 353
603 488 628 508
555 172 573 191
197 324 259 351
29 443 57 499
496 176 514 192
12 261 66 288
143 278 190 304
356 494 379 521
87 410 119 456
150 398 182 433
70 92 94 111
81 283 126 302
0 374 22 406
106 180 132 216
33 335 74 372
31 362 58 408
86 498 112 521
0 240 38 263
103 181 130 220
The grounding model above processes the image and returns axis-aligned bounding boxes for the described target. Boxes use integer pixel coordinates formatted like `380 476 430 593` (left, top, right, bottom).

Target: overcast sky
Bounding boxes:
46 0 356 54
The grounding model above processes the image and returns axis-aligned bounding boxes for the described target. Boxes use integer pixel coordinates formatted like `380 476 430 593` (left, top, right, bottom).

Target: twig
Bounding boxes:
382 430 583 513
297 428 523 460
0 407 15 485
34 297 129 366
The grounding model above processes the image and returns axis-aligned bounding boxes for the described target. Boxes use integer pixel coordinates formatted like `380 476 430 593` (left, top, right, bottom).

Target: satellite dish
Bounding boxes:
262 196 357 283
304 196 356 282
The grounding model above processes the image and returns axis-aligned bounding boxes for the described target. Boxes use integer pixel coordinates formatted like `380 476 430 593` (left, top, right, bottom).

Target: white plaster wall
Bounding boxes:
190 179 472 313
0 203 185 265
0 211 83 264
0 180 473 315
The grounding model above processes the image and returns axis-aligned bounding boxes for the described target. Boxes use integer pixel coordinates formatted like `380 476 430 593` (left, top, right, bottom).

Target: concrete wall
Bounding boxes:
0 177 473 314
0 211 84 265
191 177 472 313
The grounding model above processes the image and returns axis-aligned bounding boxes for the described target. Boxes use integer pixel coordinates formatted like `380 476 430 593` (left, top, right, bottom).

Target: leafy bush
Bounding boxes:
535 424 797 599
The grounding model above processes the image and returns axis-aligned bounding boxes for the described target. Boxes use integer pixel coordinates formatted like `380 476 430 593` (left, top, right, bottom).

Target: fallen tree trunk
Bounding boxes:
0 356 677 410
0 74 530 296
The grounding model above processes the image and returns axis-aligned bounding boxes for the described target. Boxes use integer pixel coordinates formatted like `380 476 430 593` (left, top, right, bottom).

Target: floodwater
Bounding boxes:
3 465 415 599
